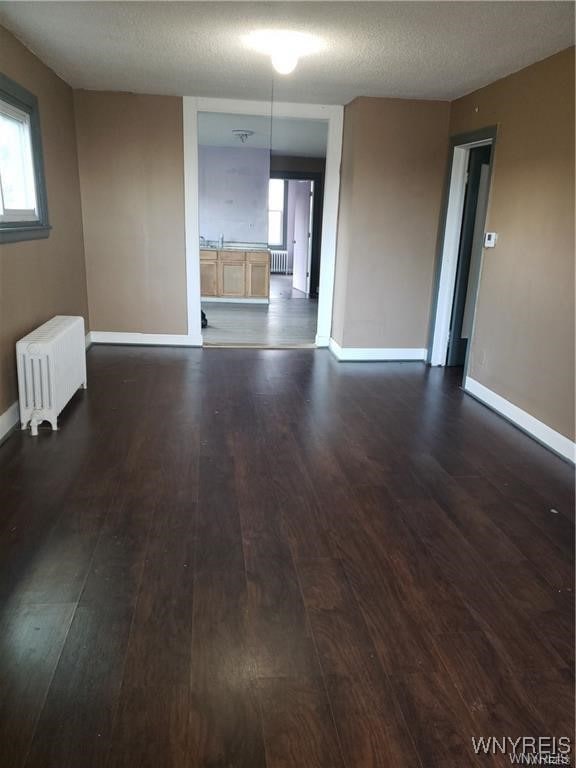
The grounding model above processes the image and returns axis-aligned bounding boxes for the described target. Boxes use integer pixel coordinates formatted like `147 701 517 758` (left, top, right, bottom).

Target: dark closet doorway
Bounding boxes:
446 144 492 366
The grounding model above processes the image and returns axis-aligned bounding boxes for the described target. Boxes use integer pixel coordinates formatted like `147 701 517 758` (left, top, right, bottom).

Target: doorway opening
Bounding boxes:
183 98 343 349
197 113 327 347
269 170 324 299
255 169 325 346
429 127 496 381
446 144 492 367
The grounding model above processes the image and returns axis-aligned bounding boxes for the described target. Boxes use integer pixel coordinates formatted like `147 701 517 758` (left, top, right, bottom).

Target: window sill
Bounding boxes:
0 224 51 244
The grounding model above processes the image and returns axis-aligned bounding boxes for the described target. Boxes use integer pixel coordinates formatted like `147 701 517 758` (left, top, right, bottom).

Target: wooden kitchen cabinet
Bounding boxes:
200 250 218 296
246 251 270 298
219 259 246 297
200 249 270 300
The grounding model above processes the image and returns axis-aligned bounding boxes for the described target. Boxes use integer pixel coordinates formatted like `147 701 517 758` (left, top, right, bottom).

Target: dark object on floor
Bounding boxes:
201 310 208 329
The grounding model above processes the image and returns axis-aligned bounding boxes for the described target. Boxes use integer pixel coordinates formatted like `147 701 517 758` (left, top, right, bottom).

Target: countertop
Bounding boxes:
200 243 269 251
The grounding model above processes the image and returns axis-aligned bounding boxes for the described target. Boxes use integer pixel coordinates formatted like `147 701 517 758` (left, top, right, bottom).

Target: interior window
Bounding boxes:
0 74 49 243
0 101 38 223
268 178 285 247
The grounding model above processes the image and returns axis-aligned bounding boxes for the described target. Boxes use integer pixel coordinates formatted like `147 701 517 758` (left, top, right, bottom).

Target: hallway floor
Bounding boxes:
0 346 573 768
201 275 317 346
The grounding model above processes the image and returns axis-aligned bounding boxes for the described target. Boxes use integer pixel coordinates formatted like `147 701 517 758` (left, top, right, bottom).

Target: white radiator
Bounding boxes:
16 316 87 436
270 249 292 274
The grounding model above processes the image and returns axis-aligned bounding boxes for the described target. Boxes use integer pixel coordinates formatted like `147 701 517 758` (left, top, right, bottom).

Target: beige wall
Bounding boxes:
0 26 88 414
2 25 573 448
74 91 187 334
450 48 575 440
331 97 450 348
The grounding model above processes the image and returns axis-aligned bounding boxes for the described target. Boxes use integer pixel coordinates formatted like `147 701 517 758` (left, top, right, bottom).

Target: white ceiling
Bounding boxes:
198 112 328 156
0 2 573 104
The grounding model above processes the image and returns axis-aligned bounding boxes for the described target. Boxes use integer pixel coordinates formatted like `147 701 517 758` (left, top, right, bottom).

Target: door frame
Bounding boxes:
271 170 324 297
428 126 497 369
306 180 315 296
183 97 343 347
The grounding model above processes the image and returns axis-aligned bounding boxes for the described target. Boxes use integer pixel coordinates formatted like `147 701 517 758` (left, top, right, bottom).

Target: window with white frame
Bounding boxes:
268 178 286 248
0 74 49 243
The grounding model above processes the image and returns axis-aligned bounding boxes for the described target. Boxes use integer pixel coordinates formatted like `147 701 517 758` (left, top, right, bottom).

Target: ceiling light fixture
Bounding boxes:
242 29 324 75
271 50 299 76
232 129 254 144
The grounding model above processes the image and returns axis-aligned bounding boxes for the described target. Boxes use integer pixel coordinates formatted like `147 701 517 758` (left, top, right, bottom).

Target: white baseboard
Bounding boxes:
201 297 269 305
464 376 575 463
88 332 203 347
329 339 427 362
315 334 330 348
0 400 19 443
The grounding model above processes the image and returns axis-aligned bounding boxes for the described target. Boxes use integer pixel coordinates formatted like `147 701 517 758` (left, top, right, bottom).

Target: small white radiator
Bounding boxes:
270 249 292 274
17 316 87 436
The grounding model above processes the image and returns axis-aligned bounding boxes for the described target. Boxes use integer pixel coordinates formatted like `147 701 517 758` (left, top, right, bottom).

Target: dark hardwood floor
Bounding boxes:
0 346 573 768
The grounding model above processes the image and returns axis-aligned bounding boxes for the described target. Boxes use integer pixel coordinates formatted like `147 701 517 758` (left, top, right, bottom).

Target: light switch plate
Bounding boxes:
484 232 497 248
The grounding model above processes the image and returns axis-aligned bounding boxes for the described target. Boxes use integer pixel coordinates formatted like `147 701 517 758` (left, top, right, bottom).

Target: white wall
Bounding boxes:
198 145 270 243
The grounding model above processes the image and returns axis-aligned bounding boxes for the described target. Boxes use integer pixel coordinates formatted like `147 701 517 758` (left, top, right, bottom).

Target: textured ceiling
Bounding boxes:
0 2 573 104
198 113 328 156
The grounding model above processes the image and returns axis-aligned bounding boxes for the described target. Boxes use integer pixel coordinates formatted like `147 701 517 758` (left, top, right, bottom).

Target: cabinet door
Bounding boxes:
200 261 218 296
247 262 269 298
246 252 270 298
219 261 246 297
